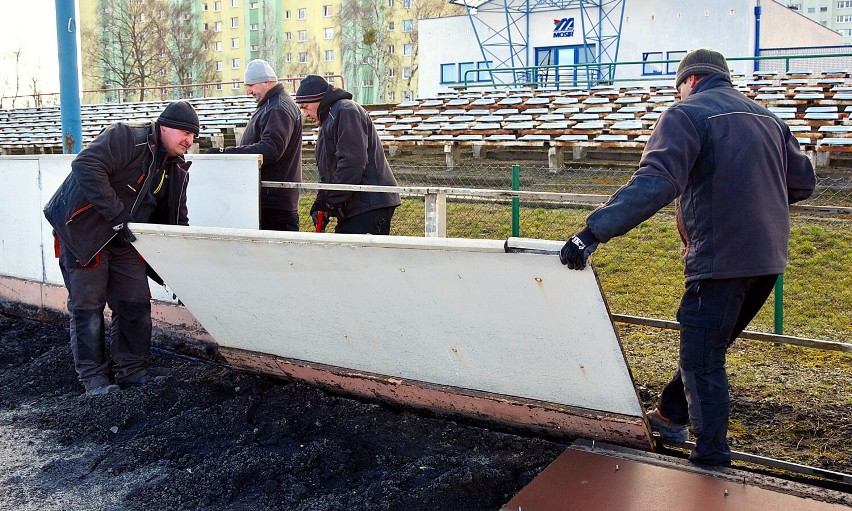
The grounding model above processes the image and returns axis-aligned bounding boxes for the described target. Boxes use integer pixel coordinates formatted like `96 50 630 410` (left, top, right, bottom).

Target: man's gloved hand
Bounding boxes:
560 227 599 270
111 212 137 243
205 147 225 154
311 210 330 232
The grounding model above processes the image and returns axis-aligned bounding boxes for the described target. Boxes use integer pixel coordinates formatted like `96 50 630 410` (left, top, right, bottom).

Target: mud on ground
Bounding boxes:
0 314 563 511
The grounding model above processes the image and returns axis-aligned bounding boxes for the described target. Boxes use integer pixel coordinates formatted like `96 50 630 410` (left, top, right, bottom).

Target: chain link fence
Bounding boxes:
295 161 851 344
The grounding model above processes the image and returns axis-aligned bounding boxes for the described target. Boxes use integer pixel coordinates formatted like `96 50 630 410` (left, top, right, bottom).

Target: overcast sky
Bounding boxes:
0 0 62 105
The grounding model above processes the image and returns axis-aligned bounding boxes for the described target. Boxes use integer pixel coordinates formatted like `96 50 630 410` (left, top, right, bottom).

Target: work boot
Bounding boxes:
83 383 120 398
647 408 688 444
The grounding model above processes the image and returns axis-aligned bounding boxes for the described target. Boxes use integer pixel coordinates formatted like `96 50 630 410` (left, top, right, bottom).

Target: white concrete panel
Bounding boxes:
130 225 643 417
0 156 45 280
38 155 77 285
183 154 261 230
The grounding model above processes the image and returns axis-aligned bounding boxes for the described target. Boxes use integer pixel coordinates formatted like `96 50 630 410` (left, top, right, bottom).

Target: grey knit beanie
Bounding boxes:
244 59 278 85
158 101 200 136
675 48 731 88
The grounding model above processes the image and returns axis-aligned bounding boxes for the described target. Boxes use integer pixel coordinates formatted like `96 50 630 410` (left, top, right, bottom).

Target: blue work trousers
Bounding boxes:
658 274 778 466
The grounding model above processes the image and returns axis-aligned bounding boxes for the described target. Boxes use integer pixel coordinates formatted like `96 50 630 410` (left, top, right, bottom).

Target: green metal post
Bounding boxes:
774 274 784 335
512 165 520 237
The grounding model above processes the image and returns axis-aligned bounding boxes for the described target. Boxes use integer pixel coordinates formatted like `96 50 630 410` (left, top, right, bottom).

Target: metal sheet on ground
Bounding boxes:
130 225 643 417
502 448 848 511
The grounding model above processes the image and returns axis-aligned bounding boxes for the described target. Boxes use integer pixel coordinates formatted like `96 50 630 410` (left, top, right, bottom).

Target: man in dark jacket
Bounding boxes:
208 59 302 231
294 75 401 234
44 101 199 397
559 49 816 466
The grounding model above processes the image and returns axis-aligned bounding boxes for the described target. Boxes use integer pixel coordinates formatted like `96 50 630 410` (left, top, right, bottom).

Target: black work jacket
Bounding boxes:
44 121 190 265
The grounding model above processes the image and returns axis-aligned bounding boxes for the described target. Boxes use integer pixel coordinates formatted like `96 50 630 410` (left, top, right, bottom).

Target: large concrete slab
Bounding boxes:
130 226 644 420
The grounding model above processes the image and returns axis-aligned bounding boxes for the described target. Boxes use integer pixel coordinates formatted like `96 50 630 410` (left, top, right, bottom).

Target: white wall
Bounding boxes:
0 154 261 295
418 0 842 97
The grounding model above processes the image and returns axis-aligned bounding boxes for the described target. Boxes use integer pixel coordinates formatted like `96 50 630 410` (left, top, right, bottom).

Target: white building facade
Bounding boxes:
417 0 842 97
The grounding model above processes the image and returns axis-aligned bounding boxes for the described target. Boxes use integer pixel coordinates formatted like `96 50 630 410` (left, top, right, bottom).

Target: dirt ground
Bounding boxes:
0 312 565 511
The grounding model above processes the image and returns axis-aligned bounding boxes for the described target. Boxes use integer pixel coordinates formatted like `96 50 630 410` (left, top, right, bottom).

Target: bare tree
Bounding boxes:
337 0 396 103
164 0 217 99
82 0 212 102
403 0 463 93
257 0 283 74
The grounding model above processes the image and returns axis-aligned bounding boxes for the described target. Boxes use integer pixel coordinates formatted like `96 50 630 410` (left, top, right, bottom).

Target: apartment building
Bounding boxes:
787 0 852 44
78 0 460 104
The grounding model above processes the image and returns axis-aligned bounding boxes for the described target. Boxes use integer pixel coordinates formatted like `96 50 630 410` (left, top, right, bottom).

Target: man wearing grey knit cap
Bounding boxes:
207 59 302 231
559 48 815 466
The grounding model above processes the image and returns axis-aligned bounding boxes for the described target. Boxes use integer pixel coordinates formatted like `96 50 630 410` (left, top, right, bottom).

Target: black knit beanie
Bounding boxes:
158 101 200 135
675 49 731 88
295 75 330 104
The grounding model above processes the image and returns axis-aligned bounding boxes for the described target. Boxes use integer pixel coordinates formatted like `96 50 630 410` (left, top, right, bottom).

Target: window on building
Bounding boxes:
298 30 308 41
250 23 258 30
285 53 292 62
402 66 411 79
216 61 223 71
285 31 292 41
231 58 240 69
388 20 395 31
388 91 395 101
203 3 208 11
838 14 852 22
387 0 394 6
666 50 687 74
213 1 221 11
642 51 664 75
299 52 308 64
363 78 374 87
232 80 241 90
403 19 413 32
250 2 258 8
839 28 852 35
231 38 239 48
214 21 222 32
230 17 239 28
251 44 259 51
214 41 222 51
476 60 492 81
297 8 306 19
324 27 334 39
387 45 395 54
284 10 290 19
387 68 396 77
323 5 333 16
808 7 815 13
458 62 475 83
403 43 412 56
231 0 238 7
441 63 457 83
821 6 829 12
840 1 852 7
403 0 411 7
324 50 334 61
403 89 413 101
216 83 223 91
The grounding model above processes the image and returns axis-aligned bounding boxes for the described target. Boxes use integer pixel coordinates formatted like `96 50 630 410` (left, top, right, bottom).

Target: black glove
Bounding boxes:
560 227 599 270
111 212 137 243
205 147 225 154
311 210 330 232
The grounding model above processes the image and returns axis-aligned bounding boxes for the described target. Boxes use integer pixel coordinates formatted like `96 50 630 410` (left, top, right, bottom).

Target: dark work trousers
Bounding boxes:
59 238 153 390
657 274 779 466
260 208 299 231
335 206 396 235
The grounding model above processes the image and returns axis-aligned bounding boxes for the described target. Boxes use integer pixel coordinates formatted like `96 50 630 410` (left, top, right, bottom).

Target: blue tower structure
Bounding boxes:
449 0 625 89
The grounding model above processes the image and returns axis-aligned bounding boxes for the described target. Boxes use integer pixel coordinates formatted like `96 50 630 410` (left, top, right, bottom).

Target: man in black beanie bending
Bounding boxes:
559 48 816 466
44 101 199 397
295 75 400 234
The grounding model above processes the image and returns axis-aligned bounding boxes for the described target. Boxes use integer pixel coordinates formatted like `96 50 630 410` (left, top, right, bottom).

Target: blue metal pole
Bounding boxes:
754 2 762 72
55 0 83 154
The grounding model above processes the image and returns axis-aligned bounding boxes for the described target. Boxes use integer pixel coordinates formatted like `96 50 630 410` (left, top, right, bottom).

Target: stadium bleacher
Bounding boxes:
3 70 852 168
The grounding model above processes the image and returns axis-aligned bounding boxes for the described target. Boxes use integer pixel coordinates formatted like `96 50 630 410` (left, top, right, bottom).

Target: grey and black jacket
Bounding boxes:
585 73 816 282
221 83 302 212
44 121 190 266
310 87 401 219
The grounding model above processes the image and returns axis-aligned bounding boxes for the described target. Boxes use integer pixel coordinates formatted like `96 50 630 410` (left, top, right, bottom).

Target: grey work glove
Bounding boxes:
111 212 137 243
560 227 599 270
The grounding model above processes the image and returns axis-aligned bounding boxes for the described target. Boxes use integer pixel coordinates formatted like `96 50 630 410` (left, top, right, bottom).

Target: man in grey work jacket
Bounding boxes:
295 75 401 234
207 59 302 231
559 49 816 466
44 101 199 397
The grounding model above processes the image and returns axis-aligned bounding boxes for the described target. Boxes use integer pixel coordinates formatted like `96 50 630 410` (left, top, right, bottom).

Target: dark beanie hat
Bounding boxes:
158 101 200 136
295 75 329 103
675 48 731 88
